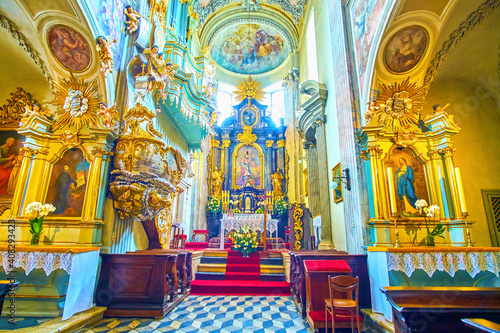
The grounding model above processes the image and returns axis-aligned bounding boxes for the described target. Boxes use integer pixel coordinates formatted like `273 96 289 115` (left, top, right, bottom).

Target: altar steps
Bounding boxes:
191 251 290 296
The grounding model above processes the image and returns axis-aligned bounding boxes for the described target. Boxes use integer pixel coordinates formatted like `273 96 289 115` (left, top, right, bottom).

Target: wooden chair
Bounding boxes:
324 275 360 333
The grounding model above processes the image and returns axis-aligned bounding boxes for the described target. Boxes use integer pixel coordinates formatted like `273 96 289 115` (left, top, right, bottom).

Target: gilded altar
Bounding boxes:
356 78 471 247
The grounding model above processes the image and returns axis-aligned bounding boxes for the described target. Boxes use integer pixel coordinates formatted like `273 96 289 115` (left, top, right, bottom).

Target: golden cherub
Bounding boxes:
21 101 49 124
97 102 118 128
96 36 117 78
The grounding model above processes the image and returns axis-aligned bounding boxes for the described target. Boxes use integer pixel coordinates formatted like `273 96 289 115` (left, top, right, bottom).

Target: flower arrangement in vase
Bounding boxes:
273 196 290 216
415 199 445 246
206 196 221 214
230 225 258 257
25 202 56 245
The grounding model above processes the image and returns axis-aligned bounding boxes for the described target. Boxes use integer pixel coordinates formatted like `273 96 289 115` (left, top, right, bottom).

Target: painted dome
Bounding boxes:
208 19 292 75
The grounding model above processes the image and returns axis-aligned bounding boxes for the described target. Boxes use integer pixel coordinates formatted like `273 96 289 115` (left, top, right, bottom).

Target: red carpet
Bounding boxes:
225 255 260 280
190 280 290 296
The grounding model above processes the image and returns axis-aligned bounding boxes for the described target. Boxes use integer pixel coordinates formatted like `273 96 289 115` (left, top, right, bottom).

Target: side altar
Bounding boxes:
206 78 289 241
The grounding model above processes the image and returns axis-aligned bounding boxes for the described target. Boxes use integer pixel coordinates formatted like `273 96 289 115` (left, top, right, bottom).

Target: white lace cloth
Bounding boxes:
387 251 500 278
1 251 73 276
220 214 279 249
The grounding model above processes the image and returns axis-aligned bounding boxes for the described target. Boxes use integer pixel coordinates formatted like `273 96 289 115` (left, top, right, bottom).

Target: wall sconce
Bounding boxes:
330 168 351 191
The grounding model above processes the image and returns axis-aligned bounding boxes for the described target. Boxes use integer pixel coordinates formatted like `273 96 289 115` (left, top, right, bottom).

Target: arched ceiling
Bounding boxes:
0 0 102 107
193 0 303 85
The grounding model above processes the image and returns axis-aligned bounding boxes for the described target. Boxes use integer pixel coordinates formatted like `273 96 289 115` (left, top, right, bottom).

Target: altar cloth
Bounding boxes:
220 214 279 250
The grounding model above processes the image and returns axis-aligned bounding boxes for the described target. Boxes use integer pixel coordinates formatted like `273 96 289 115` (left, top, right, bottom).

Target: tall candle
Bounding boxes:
455 167 468 214
387 167 397 215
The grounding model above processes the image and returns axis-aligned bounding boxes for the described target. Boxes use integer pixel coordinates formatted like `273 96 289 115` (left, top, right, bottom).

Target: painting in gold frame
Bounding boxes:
332 162 343 203
48 25 91 72
232 144 264 189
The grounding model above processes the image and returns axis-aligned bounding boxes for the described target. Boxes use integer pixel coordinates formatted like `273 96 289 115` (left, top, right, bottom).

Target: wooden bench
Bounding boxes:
381 287 500 333
96 253 182 317
462 318 500 333
0 280 18 318
289 251 369 317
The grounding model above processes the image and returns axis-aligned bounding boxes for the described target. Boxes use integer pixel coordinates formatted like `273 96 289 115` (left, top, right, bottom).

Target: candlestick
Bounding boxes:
387 167 397 215
462 212 472 247
455 167 468 214
393 213 401 248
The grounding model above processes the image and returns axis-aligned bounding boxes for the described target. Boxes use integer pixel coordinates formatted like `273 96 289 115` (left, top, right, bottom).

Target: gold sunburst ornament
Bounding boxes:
367 77 425 130
51 73 100 131
234 76 265 104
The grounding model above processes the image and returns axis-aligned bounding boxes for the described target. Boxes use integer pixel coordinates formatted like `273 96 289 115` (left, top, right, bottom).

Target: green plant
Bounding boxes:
229 225 259 256
25 202 56 245
273 196 290 216
255 207 264 214
233 208 241 214
415 199 445 246
206 197 221 213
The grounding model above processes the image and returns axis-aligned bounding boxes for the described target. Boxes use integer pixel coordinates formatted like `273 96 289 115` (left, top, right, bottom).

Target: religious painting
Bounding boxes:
332 162 343 203
46 149 90 217
0 132 24 201
385 148 429 217
384 25 428 74
48 25 91 72
209 19 291 74
241 107 258 127
234 145 263 189
350 0 387 95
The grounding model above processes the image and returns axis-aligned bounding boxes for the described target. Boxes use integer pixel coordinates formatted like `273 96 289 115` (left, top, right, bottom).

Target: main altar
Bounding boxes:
206 78 289 241
219 213 280 249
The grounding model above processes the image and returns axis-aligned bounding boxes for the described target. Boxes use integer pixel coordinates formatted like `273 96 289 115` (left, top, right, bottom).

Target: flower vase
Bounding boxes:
243 252 249 258
426 235 435 247
30 234 41 246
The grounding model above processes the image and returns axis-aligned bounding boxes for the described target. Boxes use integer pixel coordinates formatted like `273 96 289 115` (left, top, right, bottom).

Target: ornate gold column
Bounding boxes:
367 146 383 219
439 147 461 218
82 147 112 221
9 148 39 218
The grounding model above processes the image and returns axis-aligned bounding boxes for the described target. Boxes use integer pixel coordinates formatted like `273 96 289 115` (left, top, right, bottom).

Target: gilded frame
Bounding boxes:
47 25 92 73
240 105 258 127
332 162 343 203
231 142 265 190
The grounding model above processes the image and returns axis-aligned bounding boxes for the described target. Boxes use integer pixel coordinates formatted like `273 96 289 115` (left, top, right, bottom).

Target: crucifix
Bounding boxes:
257 191 273 257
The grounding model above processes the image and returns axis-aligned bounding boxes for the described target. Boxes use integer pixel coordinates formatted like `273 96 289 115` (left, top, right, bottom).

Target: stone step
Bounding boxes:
198 263 226 273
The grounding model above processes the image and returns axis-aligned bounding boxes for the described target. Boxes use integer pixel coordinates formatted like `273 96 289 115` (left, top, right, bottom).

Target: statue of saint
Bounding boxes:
271 168 284 197
211 166 223 198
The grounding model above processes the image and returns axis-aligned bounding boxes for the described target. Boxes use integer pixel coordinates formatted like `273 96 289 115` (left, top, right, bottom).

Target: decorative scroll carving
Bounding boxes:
393 124 419 148
60 131 81 148
0 88 45 126
237 126 257 145
109 169 176 221
51 74 100 131
293 203 304 250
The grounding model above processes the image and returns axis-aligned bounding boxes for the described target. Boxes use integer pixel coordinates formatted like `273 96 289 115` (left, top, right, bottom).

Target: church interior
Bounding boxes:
1 0 500 332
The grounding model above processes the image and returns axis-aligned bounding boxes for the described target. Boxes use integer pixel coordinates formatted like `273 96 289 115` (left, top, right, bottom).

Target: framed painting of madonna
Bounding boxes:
385 148 429 218
0 131 24 206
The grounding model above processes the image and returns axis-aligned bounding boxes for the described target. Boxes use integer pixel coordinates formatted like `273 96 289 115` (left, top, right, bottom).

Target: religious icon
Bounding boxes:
46 149 89 217
48 25 91 72
386 148 429 216
234 146 262 188
96 36 117 77
242 108 257 126
0 134 23 197
332 162 343 203
384 25 428 74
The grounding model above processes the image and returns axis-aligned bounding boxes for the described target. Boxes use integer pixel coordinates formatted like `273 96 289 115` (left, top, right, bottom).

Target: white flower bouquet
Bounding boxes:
25 202 56 245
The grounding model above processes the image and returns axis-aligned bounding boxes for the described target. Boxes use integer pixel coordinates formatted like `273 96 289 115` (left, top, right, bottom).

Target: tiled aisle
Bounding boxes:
78 296 312 333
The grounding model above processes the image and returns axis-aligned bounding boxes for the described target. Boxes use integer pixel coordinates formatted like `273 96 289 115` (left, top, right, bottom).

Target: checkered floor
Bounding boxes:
77 296 312 333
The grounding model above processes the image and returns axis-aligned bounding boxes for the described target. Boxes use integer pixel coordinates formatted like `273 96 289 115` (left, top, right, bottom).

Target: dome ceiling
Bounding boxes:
208 17 292 74
195 0 302 78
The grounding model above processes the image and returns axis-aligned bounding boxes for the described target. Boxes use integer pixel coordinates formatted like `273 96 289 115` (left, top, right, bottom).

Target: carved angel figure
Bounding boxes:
63 89 88 117
146 48 176 100
97 102 118 128
20 101 49 124
124 5 142 34
365 100 380 125
96 36 117 78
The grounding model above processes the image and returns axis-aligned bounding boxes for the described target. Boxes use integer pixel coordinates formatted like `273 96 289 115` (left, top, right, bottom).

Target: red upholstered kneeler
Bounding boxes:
303 260 358 331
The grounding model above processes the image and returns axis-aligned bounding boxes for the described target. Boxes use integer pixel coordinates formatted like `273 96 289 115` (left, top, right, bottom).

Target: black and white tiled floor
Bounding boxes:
78 296 312 333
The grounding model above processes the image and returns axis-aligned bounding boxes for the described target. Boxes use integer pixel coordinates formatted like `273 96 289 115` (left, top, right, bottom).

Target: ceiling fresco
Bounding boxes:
208 19 292 75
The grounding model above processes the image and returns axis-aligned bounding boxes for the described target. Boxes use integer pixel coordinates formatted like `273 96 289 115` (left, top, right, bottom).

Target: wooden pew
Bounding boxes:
381 287 500 333
0 280 18 318
96 252 184 317
289 250 369 318
462 319 500 333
